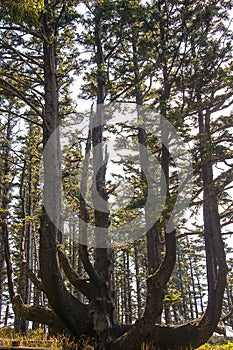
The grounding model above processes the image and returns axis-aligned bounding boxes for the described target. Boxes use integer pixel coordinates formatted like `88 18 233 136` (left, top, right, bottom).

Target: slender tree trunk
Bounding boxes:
126 250 132 324
123 251 128 324
4 303 9 327
0 231 5 322
0 112 14 323
177 243 187 321
186 238 199 318
196 271 204 314
134 245 142 318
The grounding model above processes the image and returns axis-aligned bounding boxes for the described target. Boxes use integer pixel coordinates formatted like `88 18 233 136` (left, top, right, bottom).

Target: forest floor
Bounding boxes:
0 328 233 349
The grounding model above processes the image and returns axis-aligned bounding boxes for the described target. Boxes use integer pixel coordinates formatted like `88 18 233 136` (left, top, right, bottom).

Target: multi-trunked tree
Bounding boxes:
0 1 232 349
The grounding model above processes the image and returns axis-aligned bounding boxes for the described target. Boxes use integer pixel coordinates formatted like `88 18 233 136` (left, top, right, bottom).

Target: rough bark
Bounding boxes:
88 5 117 348
134 245 142 318
132 22 167 331
58 248 92 300
13 294 66 333
38 2 93 338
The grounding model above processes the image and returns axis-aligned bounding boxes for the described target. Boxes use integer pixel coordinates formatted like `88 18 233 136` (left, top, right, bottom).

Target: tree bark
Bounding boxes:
38 3 92 338
89 5 117 347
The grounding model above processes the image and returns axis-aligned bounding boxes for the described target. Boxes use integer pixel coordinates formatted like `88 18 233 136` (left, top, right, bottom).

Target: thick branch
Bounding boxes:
215 323 226 336
78 244 98 282
22 260 45 293
58 248 92 300
78 106 99 282
13 294 66 332
143 229 176 323
109 309 228 350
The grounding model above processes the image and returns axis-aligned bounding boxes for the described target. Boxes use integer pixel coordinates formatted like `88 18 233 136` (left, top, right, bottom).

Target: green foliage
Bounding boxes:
198 341 233 349
164 290 182 304
0 0 44 27
143 341 233 350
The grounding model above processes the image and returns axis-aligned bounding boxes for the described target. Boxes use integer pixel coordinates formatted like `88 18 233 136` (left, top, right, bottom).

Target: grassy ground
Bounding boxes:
197 340 233 350
0 327 233 349
0 327 95 349
0 327 60 349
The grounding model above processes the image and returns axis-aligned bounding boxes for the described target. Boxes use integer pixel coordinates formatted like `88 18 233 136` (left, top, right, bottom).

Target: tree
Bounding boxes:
0 102 17 325
0 0 232 349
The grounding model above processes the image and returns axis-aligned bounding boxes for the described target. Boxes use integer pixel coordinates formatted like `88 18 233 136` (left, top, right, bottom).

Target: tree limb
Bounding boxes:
221 309 233 323
58 248 92 300
13 294 66 332
0 108 42 127
0 79 43 118
78 105 99 282
2 40 44 71
22 260 45 293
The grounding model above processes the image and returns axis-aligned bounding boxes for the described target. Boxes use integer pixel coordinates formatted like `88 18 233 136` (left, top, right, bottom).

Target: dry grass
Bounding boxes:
0 327 233 349
0 327 55 348
0 327 95 349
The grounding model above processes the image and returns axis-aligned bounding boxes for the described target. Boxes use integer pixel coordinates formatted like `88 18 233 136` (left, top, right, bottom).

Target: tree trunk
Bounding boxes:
89 5 117 347
39 2 92 337
134 245 142 318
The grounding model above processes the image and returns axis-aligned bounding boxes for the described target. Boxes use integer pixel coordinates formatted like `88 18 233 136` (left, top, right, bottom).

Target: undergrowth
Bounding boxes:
0 327 94 349
0 327 233 349
198 341 233 350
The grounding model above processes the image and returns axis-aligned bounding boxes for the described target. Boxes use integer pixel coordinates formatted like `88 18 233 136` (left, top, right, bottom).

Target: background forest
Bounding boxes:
0 0 232 349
